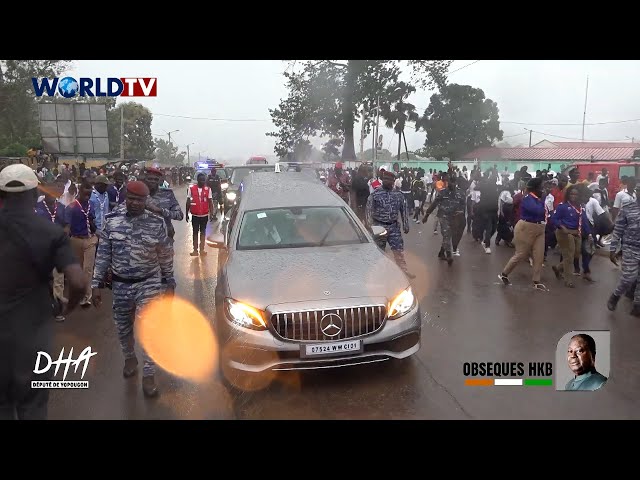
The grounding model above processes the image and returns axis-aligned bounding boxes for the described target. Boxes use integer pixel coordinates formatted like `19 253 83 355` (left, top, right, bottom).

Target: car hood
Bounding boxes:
224 243 409 310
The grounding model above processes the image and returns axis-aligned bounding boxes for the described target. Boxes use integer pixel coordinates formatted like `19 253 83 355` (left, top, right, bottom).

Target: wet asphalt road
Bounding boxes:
49 188 640 419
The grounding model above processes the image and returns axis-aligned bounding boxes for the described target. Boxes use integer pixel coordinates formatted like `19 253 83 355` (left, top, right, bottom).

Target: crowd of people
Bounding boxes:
1 155 638 419
322 161 638 314
0 159 194 418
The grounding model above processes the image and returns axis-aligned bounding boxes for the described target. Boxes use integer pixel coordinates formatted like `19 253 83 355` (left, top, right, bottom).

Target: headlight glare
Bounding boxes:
225 298 267 330
388 287 415 319
226 191 237 201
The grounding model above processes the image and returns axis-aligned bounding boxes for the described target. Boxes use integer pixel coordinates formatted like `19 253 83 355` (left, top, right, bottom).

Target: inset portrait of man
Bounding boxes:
565 334 608 391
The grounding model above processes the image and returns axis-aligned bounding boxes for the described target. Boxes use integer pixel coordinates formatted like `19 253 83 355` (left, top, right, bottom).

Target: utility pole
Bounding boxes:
529 129 532 147
186 144 190 165
403 130 410 161
120 106 124 160
374 96 380 163
359 108 365 161
581 75 589 142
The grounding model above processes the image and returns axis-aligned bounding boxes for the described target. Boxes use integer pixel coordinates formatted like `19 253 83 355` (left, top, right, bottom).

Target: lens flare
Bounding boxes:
136 296 217 382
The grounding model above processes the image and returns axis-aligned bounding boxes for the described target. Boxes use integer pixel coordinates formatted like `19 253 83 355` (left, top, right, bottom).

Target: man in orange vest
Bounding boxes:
185 173 215 256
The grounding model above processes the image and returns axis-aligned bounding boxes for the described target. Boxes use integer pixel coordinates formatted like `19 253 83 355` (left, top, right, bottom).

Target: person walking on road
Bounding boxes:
551 184 591 288
0 164 86 420
498 177 549 291
366 170 416 279
422 175 466 265
35 180 68 321
91 181 176 397
142 167 184 240
606 182 640 316
186 173 215 257
65 180 98 307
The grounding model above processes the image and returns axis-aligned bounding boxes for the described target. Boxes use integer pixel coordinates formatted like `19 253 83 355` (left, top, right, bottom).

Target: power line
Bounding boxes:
153 112 271 122
448 60 481 75
502 117 640 126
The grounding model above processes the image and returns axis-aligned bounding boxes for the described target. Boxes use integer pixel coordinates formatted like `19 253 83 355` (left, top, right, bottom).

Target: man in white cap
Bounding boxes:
0 164 87 420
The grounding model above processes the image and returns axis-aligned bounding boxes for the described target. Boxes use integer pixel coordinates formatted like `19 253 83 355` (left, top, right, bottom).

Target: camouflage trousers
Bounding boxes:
438 216 453 255
112 276 166 377
374 221 409 273
614 249 640 304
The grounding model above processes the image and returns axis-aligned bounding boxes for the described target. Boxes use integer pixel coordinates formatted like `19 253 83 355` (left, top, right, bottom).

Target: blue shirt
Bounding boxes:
520 194 546 223
90 189 110 231
552 202 591 234
35 199 66 227
107 184 126 206
65 199 95 237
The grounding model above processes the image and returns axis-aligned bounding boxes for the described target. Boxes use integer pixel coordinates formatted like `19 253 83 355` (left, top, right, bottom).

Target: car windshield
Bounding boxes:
230 166 274 185
237 207 367 250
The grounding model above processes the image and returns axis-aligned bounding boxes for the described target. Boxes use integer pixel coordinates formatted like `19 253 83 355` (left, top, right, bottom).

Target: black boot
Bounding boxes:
630 305 640 317
607 294 620 312
446 251 453 266
142 375 159 397
123 356 138 378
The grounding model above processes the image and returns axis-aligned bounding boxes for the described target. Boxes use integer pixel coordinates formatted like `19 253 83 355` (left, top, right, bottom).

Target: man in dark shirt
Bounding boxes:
107 171 127 209
475 171 500 254
0 164 86 420
143 167 184 238
351 165 371 223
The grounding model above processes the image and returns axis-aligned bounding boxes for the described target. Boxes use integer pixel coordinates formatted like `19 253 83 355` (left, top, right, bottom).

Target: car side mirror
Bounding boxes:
371 225 387 238
206 232 226 249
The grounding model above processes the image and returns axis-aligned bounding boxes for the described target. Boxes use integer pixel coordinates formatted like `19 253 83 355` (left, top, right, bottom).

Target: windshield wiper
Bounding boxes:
318 217 341 247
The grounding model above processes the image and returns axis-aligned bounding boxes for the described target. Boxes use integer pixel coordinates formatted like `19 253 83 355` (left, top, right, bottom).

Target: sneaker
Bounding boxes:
55 315 65 322
484 247 491 254
533 282 549 292
498 273 511 285
453 250 461 256
190 250 199 256
433 230 438 235
200 250 208 256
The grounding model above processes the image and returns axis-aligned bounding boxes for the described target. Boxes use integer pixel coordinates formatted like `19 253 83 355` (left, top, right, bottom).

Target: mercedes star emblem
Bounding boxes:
320 313 343 338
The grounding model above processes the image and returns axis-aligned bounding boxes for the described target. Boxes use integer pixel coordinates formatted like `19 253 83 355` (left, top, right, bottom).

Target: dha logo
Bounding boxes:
32 77 157 98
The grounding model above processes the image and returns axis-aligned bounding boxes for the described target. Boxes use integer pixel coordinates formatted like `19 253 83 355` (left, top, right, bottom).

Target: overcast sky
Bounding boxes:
65 60 640 163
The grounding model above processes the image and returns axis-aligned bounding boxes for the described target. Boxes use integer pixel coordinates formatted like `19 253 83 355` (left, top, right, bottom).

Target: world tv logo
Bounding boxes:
32 76 157 98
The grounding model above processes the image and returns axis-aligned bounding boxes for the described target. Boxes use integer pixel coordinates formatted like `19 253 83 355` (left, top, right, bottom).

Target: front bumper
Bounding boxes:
217 303 421 373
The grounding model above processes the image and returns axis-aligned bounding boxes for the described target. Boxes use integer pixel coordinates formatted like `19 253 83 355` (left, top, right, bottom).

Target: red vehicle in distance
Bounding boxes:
246 155 268 165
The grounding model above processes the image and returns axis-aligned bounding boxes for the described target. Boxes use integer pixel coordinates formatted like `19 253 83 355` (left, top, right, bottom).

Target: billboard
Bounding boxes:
39 103 110 154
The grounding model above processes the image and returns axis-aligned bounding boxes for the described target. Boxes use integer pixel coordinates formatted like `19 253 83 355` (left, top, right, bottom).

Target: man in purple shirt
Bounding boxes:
551 184 591 288
499 177 549 291
36 180 67 320
107 171 127 210
64 181 97 306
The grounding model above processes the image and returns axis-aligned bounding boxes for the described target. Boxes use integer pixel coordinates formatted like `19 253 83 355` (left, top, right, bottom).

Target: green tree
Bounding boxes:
268 60 452 161
416 83 503 161
0 60 73 149
380 82 419 161
153 138 185 165
108 102 155 160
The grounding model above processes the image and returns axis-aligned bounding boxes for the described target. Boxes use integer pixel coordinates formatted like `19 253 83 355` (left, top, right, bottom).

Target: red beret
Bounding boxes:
145 167 163 176
335 162 343 169
127 181 150 197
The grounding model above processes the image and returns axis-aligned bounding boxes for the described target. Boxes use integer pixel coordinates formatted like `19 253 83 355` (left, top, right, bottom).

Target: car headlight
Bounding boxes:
225 298 267 330
388 287 415 319
221 182 229 190
226 191 237 201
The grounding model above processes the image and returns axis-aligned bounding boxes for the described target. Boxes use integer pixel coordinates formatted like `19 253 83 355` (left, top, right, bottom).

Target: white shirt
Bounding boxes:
498 190 513 215
424 175 434 185
613 189 636 209
545 193 555 214
394 178 403 190
596 174 608 184
469 180 481 203
585 197 605 224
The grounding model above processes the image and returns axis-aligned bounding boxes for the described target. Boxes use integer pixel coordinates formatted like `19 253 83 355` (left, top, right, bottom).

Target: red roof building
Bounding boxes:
461 141 640 162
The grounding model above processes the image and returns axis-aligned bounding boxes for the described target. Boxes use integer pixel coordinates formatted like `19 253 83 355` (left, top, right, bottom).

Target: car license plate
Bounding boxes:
302 340 362 358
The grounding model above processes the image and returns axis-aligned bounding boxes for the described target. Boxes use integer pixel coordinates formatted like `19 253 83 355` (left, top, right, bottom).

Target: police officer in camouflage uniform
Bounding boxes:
366 170 416 279
91 181 176 397
607 183 640 317
142 167 184 239
422 175 467 265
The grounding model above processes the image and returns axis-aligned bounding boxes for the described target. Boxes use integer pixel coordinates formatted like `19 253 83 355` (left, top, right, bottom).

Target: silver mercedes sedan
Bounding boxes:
207 171 421 390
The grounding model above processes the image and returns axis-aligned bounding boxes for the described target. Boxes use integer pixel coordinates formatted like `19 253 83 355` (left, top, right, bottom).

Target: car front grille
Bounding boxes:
270 306 387 342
